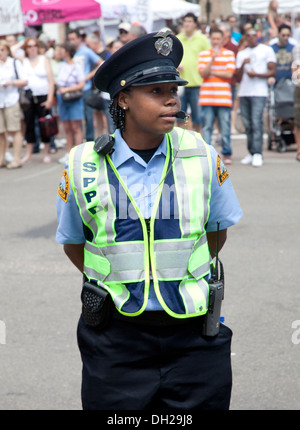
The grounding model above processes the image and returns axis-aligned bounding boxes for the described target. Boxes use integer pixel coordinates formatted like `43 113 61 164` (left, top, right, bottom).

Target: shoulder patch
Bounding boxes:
58 169 70 202
216 154 229 186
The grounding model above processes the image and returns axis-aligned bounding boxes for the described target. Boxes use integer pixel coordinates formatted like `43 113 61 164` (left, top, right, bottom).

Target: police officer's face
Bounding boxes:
118 82 181 137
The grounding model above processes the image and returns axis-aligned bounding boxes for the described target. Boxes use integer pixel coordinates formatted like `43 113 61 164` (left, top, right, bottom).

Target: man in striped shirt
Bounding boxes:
198 28 235 165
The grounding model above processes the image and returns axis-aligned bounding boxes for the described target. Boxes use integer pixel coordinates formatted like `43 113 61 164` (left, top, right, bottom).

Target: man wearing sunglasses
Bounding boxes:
118 22 132 44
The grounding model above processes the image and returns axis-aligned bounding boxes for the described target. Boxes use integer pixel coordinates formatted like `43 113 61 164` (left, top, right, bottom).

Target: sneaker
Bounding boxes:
54 138 66 149
241 154 253 165
223 156 232 165
43 155 51 164
252 153 263 167
5 151 13 163
58 153 69 165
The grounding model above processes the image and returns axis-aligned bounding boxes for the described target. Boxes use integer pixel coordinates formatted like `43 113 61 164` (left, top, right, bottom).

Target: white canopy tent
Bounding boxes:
98 0 200 21
95 0 201 38
232 0 300 15
69 0 201 42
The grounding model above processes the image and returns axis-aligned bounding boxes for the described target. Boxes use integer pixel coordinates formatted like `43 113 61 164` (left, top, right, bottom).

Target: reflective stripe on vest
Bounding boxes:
69 127 213 318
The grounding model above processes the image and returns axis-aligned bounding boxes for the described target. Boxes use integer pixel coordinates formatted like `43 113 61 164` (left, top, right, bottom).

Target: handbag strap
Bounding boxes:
13 59 19 80
63 65 78 87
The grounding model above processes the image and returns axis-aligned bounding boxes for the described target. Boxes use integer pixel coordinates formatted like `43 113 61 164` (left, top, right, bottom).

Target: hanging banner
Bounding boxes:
21 0 101 26
0 0 24 36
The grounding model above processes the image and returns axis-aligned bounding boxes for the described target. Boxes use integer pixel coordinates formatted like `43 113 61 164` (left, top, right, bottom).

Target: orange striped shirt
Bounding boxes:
197 48 236 107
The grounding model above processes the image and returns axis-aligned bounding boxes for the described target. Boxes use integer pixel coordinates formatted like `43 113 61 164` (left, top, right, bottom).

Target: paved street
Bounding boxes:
0 133 299 410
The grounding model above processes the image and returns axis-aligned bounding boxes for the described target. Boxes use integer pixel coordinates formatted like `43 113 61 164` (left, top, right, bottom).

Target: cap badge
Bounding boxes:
120 80 126 86
154 29 173 56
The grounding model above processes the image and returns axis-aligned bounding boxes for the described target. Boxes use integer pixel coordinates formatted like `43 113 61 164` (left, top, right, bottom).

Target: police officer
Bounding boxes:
56 30 243 410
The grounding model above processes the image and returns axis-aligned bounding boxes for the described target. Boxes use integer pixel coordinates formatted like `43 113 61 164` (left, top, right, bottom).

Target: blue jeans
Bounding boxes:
83 89 95 142
201 106 232 156
239 97 266 155
179 86 202 125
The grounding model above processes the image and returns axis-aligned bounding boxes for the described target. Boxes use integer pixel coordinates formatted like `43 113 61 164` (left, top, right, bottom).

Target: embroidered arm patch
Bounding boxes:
58 169 70 202
216 154 229 186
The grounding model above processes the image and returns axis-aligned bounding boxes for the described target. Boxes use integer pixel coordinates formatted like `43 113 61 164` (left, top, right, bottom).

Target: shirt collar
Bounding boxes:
111 129 168 169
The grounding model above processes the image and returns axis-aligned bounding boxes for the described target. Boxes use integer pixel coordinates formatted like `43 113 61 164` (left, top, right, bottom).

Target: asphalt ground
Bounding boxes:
0 132 299 410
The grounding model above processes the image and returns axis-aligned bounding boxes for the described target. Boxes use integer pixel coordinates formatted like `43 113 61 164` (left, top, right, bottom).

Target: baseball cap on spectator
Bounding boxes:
246 29 257 36
38 33 50 44
118 22 131 33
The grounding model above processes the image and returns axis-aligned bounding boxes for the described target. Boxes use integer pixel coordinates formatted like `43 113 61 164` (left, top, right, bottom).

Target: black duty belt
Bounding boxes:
113 309 205 327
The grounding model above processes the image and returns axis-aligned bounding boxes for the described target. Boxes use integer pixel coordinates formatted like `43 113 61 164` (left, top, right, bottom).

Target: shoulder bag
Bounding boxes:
13 59 33 112
86 89 105 111
61 90 83 102
60 65 83 102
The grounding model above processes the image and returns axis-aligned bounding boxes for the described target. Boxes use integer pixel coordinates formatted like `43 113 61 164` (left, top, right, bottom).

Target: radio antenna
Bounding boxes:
215 221 220 280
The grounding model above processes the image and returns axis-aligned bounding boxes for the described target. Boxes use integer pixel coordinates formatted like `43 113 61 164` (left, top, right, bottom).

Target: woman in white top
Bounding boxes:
0 40 27 168
21 37 55 164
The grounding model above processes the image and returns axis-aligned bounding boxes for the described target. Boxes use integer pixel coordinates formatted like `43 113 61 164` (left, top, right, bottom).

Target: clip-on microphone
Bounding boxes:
175 110 190 125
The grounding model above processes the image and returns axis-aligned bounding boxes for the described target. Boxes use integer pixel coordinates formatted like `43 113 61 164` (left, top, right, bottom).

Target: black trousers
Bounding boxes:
77 315 233 410
24 95 51 143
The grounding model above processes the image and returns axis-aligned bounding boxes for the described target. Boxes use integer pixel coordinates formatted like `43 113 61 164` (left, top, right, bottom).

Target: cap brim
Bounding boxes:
131 74 188 87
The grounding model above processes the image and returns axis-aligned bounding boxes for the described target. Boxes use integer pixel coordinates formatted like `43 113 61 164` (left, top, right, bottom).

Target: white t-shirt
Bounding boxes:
236 44 276 97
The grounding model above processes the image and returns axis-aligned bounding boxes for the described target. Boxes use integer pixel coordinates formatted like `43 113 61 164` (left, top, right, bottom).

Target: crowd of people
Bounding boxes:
177 1 300 167
0 23 147 169
1 0 300 169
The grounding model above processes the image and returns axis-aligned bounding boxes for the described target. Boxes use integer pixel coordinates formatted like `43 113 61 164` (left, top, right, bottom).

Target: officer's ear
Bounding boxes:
117 90 130 111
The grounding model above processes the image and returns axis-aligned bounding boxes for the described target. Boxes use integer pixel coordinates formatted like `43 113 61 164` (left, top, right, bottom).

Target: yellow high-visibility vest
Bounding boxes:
69 127 213 319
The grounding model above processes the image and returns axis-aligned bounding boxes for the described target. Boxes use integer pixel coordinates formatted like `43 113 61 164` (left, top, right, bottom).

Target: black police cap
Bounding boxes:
94 29 188 98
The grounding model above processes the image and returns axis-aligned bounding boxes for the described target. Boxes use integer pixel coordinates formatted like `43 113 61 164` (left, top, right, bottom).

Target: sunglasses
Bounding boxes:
119 29 128 34
27 44 38 48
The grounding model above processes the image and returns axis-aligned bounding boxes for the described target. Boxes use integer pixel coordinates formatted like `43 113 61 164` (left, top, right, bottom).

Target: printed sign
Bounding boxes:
21 0 101 25
0 0 24 36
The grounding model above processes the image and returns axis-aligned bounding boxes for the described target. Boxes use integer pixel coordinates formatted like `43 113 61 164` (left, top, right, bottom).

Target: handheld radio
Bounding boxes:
202 222 225 337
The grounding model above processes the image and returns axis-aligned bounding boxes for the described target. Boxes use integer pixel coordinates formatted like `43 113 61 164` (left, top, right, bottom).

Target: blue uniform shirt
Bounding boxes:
56 129 243 309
